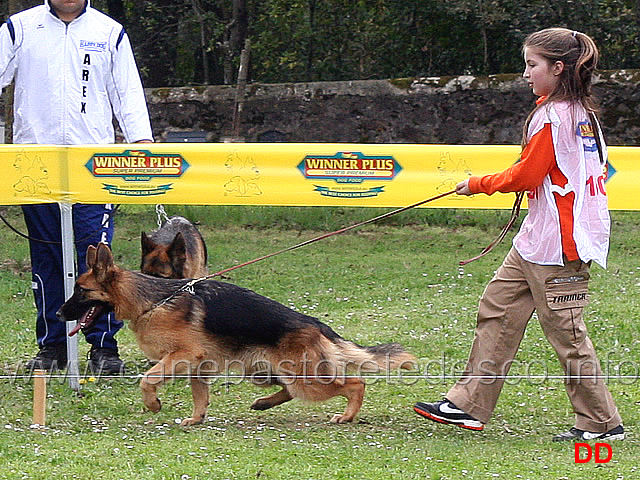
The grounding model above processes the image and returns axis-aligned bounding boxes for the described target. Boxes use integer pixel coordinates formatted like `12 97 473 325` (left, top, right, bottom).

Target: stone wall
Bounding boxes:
147 70 640 146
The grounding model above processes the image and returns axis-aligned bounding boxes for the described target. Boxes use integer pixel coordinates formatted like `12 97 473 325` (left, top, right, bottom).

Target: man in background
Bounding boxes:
0 0 153 373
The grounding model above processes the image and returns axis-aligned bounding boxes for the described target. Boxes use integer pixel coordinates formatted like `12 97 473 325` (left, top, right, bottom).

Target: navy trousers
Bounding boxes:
22 203 123 351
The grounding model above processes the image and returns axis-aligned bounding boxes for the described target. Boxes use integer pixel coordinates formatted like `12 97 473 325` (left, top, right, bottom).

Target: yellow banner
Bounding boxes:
0 143 637 209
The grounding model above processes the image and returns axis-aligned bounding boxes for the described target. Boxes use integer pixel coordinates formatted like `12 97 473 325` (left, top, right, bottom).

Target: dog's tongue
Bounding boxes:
68 322 83 337
67 308 95 337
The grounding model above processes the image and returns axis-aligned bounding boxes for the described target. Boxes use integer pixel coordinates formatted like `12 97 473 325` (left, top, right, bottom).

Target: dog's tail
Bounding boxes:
335 340 416 373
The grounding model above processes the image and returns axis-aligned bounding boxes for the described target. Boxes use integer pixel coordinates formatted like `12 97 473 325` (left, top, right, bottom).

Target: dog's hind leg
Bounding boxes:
329 378 365 424
288 376 366 423
250 387 293 411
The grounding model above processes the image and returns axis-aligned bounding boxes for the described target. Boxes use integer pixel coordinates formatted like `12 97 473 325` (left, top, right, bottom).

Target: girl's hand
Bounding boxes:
456 179 472 196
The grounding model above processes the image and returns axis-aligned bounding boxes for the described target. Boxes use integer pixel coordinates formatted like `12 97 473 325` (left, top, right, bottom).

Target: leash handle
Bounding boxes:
459 191 524 265
208 190 457 279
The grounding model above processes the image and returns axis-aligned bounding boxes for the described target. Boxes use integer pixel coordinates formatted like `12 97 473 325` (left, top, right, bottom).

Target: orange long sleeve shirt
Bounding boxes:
467 121 580 262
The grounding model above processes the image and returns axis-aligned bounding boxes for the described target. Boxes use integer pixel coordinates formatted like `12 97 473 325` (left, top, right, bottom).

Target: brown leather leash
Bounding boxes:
150 190 456 309
209 189 457 279
149 188 523 311
459 191 524 265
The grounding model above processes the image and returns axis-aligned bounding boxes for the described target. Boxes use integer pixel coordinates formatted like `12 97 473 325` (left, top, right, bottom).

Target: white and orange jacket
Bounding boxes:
469 98 610 268
0 0 152 144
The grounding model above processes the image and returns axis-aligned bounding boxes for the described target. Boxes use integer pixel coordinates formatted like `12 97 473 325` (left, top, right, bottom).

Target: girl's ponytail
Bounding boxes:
573 31 599 104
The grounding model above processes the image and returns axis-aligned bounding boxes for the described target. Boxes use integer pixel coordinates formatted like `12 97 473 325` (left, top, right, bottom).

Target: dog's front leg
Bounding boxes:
181 377 210 427
141 362 165 413
141 350 210 426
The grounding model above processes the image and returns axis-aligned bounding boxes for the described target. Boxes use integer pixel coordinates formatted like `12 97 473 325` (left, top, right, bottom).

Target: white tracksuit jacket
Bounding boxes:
0 0 152 144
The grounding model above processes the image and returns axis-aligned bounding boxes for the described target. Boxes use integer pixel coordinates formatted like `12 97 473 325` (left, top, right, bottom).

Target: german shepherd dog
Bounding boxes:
58 244 416 426
141 216 208 279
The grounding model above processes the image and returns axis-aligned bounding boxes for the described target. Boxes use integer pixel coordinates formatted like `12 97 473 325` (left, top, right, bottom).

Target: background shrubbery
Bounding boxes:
4 1 638 87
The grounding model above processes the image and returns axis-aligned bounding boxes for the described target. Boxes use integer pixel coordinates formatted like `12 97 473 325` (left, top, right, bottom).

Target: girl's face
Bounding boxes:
523 47 564 97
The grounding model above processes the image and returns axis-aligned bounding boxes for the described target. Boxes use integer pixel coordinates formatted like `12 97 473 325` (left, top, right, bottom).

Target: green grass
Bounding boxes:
0 205 638 479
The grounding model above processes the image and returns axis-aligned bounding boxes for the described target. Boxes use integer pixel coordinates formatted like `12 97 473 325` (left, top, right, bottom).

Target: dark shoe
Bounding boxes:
26 344 68 371
552 425 625 442
414 399 484 431
88 347 125 375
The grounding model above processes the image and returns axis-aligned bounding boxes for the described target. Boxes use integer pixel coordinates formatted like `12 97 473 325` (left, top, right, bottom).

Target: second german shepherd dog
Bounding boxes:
58 243 416 426
141 215 208 279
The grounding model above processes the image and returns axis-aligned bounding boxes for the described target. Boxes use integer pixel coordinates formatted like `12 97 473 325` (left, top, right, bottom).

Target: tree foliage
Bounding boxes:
2 0 639 87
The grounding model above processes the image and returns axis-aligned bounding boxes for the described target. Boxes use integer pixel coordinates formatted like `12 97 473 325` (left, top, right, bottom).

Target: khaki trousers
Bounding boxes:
447 247 621 432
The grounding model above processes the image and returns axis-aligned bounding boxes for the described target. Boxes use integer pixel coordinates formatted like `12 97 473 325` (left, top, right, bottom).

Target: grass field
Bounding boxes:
0 205 637 479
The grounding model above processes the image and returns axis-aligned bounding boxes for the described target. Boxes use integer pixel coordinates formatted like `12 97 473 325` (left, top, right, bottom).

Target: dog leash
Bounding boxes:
149 190 456 310
204 189 456 279
0 204 121 245
459 191 524 265
150 188 524 311
155 204 171 228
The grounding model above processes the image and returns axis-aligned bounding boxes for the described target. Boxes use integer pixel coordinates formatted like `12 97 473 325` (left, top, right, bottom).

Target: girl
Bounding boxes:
414 28 624 441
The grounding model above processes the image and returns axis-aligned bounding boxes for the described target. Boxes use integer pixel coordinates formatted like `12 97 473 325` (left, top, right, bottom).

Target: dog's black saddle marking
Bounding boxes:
194 280 342 347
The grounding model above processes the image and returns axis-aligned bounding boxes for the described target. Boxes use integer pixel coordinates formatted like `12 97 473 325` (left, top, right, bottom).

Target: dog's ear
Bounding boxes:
86 245 98 269
141 231 156 256
94 243 116 283
168 232 187 256
168 232 187 275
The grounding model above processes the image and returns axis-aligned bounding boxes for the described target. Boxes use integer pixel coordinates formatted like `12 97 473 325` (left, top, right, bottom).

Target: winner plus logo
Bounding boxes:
297 151 402 199
85 149 189 197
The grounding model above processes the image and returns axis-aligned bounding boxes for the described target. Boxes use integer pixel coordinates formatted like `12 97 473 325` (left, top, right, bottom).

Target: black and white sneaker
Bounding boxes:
414 399 484 431
552 425 625 442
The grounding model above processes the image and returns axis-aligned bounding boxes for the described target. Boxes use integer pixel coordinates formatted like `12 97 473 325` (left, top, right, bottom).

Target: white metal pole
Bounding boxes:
60 202 80 391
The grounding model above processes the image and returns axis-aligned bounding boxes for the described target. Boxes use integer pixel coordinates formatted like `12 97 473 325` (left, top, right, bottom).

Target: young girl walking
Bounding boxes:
414 28 624 441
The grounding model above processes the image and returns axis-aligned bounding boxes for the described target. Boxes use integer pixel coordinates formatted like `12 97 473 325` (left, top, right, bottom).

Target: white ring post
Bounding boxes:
60 202 80 391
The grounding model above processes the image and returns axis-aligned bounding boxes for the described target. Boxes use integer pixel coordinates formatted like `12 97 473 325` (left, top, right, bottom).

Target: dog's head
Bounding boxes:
57 243 117 336
140 231 188 279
